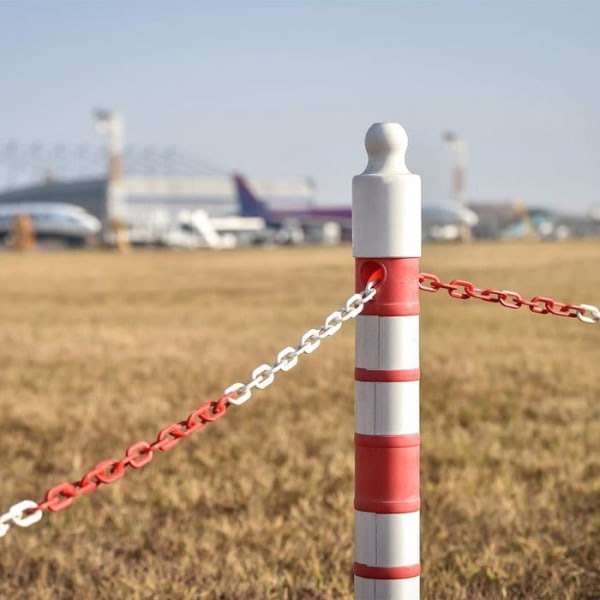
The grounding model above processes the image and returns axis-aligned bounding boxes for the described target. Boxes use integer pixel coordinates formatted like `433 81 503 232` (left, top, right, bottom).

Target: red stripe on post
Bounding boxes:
355 435 420 513
354 368 420 382
356 258 420 316
353 563 421 580
355 433 420 448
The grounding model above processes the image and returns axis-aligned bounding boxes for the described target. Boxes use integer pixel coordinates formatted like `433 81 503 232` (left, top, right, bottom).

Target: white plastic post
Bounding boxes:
353 123 421 599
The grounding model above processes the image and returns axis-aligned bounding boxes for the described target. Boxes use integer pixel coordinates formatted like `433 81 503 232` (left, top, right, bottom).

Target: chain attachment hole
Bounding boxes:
360 261 386 289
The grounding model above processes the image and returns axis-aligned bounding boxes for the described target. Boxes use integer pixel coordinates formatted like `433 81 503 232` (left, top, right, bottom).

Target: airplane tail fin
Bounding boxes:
233 174 273 224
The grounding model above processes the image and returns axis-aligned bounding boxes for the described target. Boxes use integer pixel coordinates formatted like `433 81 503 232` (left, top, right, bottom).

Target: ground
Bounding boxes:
0 242 598 599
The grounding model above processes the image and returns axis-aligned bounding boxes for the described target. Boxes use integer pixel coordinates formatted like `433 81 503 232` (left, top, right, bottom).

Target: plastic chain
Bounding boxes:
224 282 377 405
0 283 377 539
419 273 600 324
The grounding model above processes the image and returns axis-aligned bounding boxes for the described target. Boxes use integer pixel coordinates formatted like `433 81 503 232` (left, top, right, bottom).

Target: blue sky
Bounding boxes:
1 1 599 213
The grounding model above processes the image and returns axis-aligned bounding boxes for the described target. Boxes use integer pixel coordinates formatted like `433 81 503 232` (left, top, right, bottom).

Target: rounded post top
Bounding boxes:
362 122 410 175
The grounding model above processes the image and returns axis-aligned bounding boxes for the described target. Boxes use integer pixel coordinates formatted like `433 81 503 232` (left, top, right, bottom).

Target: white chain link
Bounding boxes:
224 283 377 406
0 500 42 539
577 304 600 324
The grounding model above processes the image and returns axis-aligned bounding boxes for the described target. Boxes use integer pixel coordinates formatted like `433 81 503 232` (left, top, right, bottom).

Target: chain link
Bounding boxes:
0 283 376 539
577 304 600 324
0 500 42 539
419 272 599 324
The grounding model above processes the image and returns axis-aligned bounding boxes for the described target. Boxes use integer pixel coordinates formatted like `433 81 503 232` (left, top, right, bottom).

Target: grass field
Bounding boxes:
0 242 598 599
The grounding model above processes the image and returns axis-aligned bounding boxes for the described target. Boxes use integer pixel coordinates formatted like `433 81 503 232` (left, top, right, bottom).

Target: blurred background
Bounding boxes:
1 1 599 249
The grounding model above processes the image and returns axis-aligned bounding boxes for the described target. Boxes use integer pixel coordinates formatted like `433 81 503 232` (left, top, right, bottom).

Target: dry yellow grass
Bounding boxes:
0 242 598 599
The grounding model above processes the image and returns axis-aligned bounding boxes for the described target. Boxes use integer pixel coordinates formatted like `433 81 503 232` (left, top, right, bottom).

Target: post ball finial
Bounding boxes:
363 122 409 175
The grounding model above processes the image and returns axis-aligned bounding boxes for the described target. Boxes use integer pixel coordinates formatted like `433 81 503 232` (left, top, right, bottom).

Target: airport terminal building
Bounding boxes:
0 174 314 244
0 112 319 245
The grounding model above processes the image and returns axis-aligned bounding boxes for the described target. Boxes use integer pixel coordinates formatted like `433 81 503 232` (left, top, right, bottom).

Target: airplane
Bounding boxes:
422 205 478 242
233 174 478 244
0 203 102 246
234 174 352 244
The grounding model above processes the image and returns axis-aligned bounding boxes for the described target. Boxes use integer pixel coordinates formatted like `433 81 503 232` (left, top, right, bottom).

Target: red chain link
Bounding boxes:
31 394 233 515
419 272 586 319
